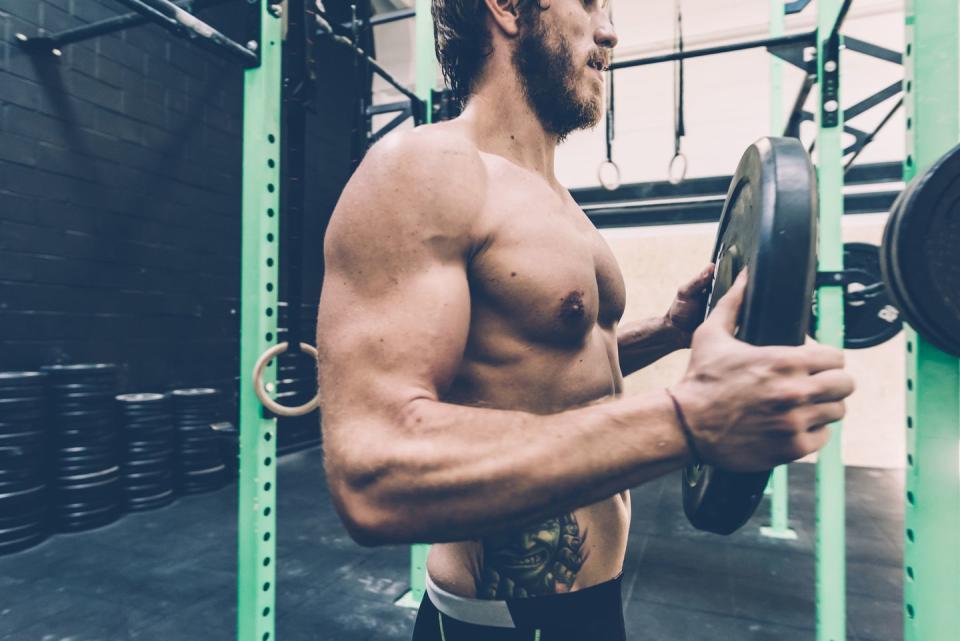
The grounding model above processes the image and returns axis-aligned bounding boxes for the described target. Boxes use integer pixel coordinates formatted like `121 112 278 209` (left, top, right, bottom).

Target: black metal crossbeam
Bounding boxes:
610 30 816 70
113 0 258 67
15 0 235 54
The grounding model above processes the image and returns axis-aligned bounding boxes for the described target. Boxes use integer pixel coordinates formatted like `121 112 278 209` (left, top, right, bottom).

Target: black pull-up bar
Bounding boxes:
113 0 259 67
15 0 237 55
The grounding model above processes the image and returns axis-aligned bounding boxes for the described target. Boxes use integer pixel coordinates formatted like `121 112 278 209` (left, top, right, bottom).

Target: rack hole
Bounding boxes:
907 491 914 505
906 43 912 56
907 379 913 391
266 257 274 267
265 332 273 342
907 416 913 429
267 159 275 168
907 341 913 353
906 528 914 542
264 432 272 442
264 506 272 516
263 581 271 592
263 531 271 542
906 80 912 92
268 134 276 143
906 604 915 619
267 233 274 242
906 566 914 580
266 308 274 317
267 184 275 193
906 118 912 130
263 633 270 641
264 482 272 491
907 454 913 466
267 208 275 218
265 457 273 466
263 607 271 617
263 557 271 567
266 283 274 292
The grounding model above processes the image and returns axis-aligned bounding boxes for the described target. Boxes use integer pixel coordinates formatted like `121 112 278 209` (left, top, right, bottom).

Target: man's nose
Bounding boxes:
595 13 618 49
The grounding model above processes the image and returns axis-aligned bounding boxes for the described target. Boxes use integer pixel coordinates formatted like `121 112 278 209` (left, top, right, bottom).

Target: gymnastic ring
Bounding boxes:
668 152 688 185
598 160 621 191
253 342 320 417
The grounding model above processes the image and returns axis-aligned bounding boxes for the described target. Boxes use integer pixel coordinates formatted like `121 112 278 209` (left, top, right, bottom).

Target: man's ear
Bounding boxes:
483 1 552 37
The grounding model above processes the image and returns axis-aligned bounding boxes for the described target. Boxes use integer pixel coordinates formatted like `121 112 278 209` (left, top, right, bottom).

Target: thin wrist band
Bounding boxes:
665 388 703 466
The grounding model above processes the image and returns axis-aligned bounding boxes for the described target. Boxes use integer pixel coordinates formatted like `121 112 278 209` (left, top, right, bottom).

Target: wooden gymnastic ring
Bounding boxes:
253 342 319 417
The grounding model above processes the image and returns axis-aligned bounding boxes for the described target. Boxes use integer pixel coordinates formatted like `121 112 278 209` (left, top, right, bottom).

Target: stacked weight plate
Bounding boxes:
170 388 227 494
117 393 176 511
0 371 50 555
42 364 122 533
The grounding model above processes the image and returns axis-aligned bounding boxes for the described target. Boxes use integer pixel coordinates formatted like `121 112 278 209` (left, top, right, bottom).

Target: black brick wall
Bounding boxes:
0 1 360 412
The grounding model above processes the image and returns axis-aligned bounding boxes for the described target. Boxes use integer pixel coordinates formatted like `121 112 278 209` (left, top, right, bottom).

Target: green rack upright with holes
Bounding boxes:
238 3 282 641
761 0 798 543
902 0 960 639
815 1 847 640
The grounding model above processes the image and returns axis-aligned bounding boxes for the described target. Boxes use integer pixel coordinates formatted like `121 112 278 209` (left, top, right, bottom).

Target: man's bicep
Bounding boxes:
317 257 471 415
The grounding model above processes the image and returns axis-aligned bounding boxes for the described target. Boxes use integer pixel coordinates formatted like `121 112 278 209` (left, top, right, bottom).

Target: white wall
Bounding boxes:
368 0 906 186
556 0 905 187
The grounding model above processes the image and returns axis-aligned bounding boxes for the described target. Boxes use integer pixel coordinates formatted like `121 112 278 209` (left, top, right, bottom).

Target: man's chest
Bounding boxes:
468 195 627 345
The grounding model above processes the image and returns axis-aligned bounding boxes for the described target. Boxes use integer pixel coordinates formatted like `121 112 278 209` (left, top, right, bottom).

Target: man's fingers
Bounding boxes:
678 264 715 298
805 369 856 403
800 400 847 429
703 270 748 335
797 341 846 374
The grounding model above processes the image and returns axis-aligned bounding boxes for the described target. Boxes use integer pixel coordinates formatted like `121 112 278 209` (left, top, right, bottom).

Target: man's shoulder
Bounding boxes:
330 124 487 252
362 123 486 190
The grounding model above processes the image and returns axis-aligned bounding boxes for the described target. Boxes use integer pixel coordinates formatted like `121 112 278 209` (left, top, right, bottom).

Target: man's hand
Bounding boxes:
671 272 856 471
664 264 715 348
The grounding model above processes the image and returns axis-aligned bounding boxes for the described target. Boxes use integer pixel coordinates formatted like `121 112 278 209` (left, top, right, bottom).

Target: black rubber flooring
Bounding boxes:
0 449 903 641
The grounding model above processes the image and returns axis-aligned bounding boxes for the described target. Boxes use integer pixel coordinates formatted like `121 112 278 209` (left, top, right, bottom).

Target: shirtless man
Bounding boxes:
315 1 855 639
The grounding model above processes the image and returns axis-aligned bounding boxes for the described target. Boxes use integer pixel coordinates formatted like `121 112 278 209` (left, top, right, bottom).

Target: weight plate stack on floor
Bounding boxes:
880 142 960 356
170 388 227 495
41 364 122 533
117 393 176 512
211 422 239 480
0 371 51 555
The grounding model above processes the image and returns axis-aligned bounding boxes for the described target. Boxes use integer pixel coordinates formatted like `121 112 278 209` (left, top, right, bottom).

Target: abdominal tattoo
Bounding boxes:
476 513 586 599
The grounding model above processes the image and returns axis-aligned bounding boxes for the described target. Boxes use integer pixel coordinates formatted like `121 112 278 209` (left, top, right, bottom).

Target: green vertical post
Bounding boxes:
902 1 960 639
238 3 282 641
397 0 436 609
761 0 797 542
815 2 846 640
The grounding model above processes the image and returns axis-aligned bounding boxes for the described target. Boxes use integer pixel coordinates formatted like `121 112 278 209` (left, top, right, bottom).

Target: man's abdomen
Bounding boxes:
427 493 630 599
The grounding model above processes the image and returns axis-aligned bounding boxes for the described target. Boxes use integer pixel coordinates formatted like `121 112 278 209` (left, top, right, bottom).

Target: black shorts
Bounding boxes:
411 574 626 641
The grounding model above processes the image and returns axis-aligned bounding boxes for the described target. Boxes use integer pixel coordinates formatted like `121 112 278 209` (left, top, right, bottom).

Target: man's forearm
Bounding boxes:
337 391 689 545
618 317 688 377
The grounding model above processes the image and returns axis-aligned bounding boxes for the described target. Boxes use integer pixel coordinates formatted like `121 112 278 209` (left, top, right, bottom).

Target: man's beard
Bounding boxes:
511 15 603 142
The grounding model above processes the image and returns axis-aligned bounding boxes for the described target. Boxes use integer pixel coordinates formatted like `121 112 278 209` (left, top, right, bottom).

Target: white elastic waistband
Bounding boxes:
425 572 517 628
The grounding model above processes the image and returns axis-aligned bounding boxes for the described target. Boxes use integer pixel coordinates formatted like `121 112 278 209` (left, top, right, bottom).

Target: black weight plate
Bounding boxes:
0 529 47 556
53 506 121 533
882 144 960 355
0 504 45 527
0 519 46 544
0 484 46 515
811 243 903 348
882 179 951 352
683 137 818 536
41 363 117 377
125 490 175 512
123 481 172 496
